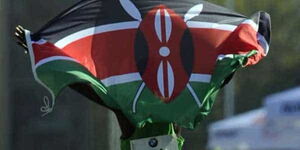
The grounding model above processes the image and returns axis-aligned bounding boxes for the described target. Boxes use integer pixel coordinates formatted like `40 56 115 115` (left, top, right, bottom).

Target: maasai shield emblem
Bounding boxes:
134 5 195 103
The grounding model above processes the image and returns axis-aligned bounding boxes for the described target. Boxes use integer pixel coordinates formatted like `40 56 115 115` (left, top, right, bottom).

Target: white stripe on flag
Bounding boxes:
55 21 141 49
257 33 269 55
241 19 259 31
35 56 78 69
25 30 56 116
187 83 203 108
102 73 211 87
187 21 237 31
132 82 145 113
187 19 258 32
32 39 47 45
189 73 212 83
101 73 142 87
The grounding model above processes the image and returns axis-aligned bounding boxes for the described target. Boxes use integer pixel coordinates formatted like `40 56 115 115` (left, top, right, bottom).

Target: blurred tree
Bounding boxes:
234 0 300 113
0 0 10 149
9 0 121 150
183 0 300 149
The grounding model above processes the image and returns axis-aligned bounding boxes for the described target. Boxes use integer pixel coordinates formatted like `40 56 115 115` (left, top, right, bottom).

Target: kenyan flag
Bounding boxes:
24 0 271 129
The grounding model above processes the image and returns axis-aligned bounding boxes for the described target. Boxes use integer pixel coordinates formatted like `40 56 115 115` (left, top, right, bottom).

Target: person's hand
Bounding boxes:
14 25 28 53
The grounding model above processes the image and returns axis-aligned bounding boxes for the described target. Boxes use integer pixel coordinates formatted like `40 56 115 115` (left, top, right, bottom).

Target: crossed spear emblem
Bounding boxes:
119 0 204 113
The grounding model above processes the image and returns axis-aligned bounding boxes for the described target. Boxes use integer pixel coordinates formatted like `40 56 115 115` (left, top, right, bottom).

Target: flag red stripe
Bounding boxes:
32 42 69 64
217 24 265 65
190 28 232 74
61 29 138 79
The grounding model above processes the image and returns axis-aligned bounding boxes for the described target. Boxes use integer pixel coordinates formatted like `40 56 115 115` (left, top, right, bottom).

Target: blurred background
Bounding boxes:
0 0 299 150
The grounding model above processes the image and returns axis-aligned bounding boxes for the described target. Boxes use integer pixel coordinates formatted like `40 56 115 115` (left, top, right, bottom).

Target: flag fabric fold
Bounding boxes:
24 0 271 129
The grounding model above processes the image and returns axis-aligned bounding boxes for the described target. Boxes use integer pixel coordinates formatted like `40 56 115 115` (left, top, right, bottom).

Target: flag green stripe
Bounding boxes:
107 80 212 128
35 60 119 109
